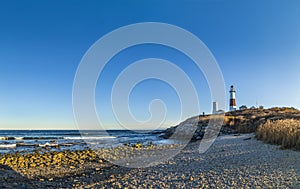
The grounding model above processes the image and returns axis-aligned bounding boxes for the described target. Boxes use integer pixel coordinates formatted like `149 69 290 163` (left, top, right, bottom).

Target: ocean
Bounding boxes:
0 130 166 154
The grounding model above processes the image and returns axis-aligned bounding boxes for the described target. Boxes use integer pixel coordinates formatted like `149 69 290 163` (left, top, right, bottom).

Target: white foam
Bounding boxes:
0 144 17 148
64 136 116 140
39 142 58 147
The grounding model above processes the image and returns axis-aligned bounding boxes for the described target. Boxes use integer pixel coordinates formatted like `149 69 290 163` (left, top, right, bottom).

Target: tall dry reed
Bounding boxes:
256 119 300 150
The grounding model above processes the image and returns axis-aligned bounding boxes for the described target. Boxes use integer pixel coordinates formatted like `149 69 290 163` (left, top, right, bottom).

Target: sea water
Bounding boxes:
0 130 165 154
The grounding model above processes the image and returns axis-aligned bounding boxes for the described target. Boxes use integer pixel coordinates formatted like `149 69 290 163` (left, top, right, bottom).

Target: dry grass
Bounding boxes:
256 119 300 150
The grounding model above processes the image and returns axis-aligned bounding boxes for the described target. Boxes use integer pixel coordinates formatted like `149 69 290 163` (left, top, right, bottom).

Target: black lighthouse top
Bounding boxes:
230 85 236 92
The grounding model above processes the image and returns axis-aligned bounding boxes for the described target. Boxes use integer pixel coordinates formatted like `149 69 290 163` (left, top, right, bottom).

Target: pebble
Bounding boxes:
0 134 299 188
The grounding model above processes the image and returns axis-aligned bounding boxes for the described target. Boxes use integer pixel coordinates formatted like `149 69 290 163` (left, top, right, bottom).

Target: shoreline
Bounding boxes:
1 133 299 188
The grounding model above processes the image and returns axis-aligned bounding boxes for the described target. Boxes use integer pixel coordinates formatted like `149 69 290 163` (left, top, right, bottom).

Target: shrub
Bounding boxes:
256 119 300 150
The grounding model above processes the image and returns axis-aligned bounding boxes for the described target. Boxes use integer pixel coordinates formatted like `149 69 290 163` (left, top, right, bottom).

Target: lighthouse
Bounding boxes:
212 101 218 114
229 85 236 111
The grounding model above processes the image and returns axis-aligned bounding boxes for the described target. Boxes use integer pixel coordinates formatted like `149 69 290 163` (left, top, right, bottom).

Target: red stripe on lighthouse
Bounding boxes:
230 99 236 106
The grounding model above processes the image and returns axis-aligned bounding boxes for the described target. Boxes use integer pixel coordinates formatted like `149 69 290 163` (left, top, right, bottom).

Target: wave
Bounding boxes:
0 136 116 141
38 142 59 147
0 144 17 148
63 136 116 140
23 137 64 140
0 136 64 140
0 142 76 149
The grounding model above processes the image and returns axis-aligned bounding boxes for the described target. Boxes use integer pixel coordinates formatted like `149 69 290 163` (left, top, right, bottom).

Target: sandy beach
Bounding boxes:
1 133 299 189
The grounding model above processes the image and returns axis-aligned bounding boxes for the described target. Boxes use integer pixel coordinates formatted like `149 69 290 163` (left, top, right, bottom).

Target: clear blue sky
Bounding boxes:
0 0 300 130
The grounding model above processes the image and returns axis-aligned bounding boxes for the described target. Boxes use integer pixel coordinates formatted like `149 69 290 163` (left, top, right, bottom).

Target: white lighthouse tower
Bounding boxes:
229 85 236 111
212 101 218 114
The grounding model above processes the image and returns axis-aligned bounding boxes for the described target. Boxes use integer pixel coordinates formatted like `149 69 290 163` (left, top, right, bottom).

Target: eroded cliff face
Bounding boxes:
162 107 300 141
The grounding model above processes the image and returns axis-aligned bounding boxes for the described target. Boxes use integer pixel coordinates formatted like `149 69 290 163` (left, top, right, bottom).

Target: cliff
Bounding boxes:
162 107 300 141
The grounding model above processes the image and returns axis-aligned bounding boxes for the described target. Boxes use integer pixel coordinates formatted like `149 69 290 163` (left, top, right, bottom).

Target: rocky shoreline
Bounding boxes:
1 108 300 188
0 134 299 188
0 143 185 188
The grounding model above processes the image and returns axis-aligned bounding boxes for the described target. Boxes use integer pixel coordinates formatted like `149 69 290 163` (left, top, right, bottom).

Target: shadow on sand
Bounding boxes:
0 164 133 188
0 165 33 189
